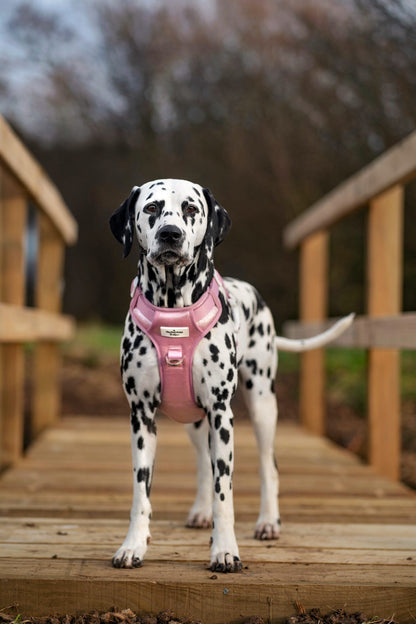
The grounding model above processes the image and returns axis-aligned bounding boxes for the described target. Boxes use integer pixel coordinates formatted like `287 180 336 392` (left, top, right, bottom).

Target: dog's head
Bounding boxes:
110 179 231 268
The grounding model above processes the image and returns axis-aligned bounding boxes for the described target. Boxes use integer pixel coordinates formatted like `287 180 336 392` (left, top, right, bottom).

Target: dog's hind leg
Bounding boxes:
243 386 280 539
185 418 213 528
239 309 280 540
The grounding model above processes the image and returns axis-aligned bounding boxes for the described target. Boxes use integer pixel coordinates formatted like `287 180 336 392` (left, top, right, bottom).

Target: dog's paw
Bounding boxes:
254 520 280 540
186 511 212 529
112 549 143 568
209 552 243 573
112 537 150 568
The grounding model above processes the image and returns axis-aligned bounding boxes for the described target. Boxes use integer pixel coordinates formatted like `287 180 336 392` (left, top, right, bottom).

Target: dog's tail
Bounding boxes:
274 313 355 352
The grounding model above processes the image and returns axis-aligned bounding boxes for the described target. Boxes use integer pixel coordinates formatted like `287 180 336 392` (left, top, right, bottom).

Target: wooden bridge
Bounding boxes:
0 116 415 623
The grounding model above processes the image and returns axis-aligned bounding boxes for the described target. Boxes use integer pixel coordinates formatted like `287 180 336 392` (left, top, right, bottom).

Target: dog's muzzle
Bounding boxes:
151 225 187 266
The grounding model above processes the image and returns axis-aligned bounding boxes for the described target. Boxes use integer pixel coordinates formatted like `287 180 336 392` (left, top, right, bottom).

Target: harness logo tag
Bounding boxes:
161 327 189 338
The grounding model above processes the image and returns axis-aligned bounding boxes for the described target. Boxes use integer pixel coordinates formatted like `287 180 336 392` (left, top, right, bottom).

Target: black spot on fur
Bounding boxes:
217 459 226 476
209 344 219 363
214 402 226 411
254 288 265 310
125 376 136 395
137 467 152 498
220 427 230 444
122 337 131 353
246 359 258 375
217 292 229 325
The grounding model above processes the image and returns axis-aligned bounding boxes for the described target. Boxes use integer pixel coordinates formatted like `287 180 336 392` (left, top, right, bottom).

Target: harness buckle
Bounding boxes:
166 346 184 366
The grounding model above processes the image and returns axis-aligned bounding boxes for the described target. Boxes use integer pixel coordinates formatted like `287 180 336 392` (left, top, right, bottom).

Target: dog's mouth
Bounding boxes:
149 248 187 267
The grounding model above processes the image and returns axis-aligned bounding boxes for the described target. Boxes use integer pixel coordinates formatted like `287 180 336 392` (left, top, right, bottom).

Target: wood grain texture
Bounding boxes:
367 186 403 481
299 232 328 435
283 313 416 349
0 303 75 342
0 172 26 466
0 416 415 622
32 214 66 435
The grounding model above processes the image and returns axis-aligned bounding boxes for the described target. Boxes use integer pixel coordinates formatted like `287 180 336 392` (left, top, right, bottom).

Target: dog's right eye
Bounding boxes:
144 203 158 214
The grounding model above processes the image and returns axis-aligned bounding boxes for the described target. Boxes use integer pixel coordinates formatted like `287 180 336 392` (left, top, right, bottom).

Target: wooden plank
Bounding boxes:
32 213 66 436
2 494 416 524
2 542 415 566
283 129 416 248
0 559 415 623
367 185 403 481
299 232 328 435
2 518 416 550
0 303 75 341
283 313 416 349
0 172 26 466
0 114 77 245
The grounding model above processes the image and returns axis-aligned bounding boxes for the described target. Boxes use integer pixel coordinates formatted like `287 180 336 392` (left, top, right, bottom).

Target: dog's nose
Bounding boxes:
157 225 183 244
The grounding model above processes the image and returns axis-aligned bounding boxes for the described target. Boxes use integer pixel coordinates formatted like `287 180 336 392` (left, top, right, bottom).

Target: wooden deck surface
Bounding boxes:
0 415 416 623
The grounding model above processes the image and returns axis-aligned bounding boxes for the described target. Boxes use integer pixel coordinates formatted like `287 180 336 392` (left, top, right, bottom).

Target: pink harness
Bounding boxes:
129 272 224 424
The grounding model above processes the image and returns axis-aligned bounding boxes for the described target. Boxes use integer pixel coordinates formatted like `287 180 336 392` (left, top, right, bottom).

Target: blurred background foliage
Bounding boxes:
1 0 416 326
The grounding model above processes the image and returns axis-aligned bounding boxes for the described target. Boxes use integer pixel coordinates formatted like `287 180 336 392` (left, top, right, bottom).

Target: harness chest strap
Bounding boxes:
129 272 225 424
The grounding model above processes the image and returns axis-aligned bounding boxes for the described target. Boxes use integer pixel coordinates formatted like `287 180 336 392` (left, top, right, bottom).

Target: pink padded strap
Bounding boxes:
129 272 224 423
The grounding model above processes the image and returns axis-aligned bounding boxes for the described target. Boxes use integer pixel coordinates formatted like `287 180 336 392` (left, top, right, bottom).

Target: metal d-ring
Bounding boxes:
165 355 184 366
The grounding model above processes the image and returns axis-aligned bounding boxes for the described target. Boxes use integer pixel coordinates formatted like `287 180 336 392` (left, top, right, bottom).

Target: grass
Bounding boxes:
63 322 123 367
278 347 416 417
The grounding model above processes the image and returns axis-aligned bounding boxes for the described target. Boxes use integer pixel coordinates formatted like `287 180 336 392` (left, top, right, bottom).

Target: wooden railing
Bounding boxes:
0 115 77 468
283 130 416 481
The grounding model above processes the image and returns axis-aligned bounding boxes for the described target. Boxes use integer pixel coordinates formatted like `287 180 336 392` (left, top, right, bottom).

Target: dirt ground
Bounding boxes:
0 607 398 624
60 356 416 490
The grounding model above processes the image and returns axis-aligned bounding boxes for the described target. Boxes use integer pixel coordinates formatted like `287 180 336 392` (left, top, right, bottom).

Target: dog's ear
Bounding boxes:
203 188 232 248
109 186 140 258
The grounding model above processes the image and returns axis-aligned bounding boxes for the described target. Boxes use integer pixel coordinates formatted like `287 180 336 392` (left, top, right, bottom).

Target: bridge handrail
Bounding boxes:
282 130 416 481
0 114 77 469
0 116 77 245
283 130 416 249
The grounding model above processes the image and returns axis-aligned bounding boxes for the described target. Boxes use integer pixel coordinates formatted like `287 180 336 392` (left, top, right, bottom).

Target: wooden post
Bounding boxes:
32 213 65 436
367 185 403 480
299 231 329 434
0 172 27 466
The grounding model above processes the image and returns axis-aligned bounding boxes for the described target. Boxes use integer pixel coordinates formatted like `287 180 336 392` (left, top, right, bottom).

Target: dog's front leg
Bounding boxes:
208 407 242 573
112 403 157 568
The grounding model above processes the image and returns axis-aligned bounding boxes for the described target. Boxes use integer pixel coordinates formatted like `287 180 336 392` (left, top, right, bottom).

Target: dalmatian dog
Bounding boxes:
109 179 353 573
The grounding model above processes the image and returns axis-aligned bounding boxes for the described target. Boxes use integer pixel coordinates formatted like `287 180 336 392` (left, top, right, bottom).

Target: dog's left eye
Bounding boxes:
183 204 198 215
